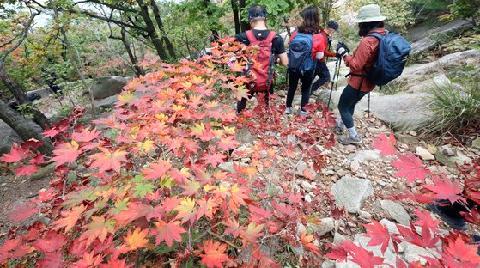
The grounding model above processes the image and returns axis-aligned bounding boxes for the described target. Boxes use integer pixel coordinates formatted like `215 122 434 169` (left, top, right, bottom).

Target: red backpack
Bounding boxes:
245 30 276 92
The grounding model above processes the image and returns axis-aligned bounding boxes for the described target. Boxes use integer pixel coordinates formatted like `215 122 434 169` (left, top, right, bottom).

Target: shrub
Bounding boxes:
423 79 480 136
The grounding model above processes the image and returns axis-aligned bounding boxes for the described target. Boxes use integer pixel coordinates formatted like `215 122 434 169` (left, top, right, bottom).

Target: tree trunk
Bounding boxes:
239 0 248 32
121 28 145 77
231 0 241 34
0 61 51 130
136 0 168 60
149 0 176 60
0 99 52 155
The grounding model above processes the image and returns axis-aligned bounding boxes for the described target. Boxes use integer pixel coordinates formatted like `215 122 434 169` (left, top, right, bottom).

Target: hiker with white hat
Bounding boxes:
335 4 387 145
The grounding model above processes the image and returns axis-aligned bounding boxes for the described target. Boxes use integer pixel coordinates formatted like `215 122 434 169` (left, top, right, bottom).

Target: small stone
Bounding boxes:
300 181 314 191
331 176 374 213
350 160 360 172
358 210 372 222
378 180 387 187
304 193 313 203
416 147 435 161
295 161 308 176
380 200 411 226
399 242 439 265
380 218 400 234
440 145 456 156
287 134 296 144
312 217 335 236
322 169 336 175
351 150 381 162
409 131 417 136
1 183 7 187
347 222 357 228
333 232 346 245
472 137 480 150
345 145 356 152
296 221 307 237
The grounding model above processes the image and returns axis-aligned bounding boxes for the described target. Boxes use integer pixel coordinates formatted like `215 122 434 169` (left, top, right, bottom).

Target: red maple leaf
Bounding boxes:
7 200 38 223
89 148 127 173
392 153 430 183
154 220 186 247
52 141 83 167
201 153 225 168
424 176 464 204
443 237 480 266
0 144 27 163
363 221 391 254
142 160 172 180
0 239 32 262
326 244 348 261
348 242 385 268
32 231 66 253
113 202 153 225
413 209 439 231
199 240 229 268
372 133 397 156
396 224 439 248
54 205 86 232
72 128 100 143
14 164 39 176
42 128 60 138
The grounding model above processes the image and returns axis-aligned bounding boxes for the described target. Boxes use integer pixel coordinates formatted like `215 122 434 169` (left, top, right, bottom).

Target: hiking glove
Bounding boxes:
336 42 350 57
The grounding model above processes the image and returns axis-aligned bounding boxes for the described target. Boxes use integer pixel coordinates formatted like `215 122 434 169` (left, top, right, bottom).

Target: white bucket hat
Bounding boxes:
355 4 386 23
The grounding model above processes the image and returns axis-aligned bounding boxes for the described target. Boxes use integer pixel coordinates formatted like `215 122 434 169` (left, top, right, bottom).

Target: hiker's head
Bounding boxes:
248 5 267 28
325 20 338 35
358 21 385 36
298 6 321 34
355 4 386 36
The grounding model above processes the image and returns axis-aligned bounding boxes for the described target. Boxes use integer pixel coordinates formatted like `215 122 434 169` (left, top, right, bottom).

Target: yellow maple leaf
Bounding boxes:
173 105 185 112
118 92 135 104
125 228 149 251
223 126 235 135
130 126 140 139
174 198 196 222
182 81 192 89
138 139 155 153
191 123 205 136
155 113 168 122
191 75 204 84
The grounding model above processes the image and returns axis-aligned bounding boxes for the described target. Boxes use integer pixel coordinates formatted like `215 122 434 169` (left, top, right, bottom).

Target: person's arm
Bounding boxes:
278 52 288 66
316 52 325 60
324 49 337 58
343 38 376 72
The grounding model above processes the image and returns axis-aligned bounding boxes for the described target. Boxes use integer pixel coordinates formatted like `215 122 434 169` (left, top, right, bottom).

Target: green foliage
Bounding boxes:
423 65 480 135
448 0 480 23
245 0 298 30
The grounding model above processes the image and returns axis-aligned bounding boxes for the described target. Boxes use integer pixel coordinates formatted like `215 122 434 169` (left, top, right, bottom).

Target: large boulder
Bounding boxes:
91 76 129 100
410 20 474 55
0 120 22 155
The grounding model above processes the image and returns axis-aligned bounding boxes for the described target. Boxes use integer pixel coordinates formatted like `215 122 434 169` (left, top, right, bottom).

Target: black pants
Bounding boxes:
337 85 366 129
311 61 331 92
286 69 314 111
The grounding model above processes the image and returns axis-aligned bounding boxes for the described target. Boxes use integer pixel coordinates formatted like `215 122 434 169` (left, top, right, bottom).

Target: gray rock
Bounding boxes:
91 76 129 100
410 20 474 54
295 161 308 176
236 128 254 144
351 150 382 162
331 176 374 213
415 147 435 161
399 241 439 265
472 137 480 150
380 218 400 235
436 150 472 168
380 200 411 226
311 217 335 236
0 120 22 155
94 95 118 109
349 160 360 172
333 232 347 245
440 145 456 156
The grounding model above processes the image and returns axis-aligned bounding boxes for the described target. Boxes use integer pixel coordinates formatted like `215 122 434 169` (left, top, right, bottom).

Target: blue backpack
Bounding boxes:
367 32 411 86
288 33 315 72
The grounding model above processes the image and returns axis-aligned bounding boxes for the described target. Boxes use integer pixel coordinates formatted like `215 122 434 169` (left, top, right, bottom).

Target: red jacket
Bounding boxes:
344 28 386 93
320 30 336 62
290 31 326 59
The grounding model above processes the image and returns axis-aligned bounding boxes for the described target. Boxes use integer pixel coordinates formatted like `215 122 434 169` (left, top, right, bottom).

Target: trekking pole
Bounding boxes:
334 57 342 92
327 58 341 108
367 92 371 118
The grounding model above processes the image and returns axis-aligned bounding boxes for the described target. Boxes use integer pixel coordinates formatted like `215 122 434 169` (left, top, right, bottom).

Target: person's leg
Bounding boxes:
286 70 300 109
236 97 247 113
300 70 315 112
319 61 331 86
310 60 322 93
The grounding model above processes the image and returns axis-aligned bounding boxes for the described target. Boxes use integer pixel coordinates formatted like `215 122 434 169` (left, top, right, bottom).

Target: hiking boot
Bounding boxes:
338 134 362 145
335 126 345 135
285 107 293 115
299 110 308 116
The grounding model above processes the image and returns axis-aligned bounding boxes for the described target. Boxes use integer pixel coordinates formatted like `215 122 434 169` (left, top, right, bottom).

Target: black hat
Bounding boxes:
248 5 267 22
327 20 339 31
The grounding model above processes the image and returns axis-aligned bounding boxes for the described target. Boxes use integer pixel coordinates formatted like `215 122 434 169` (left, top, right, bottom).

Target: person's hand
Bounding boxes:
336 42 350 58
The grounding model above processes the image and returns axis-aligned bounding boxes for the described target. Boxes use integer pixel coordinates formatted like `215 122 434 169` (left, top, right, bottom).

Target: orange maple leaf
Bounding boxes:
300 232 320 254
80 216 115 245
54 205 86 232
124 228 149 251
199 240 229 268
154 220 185 247
52 141 82 167
90 148 127 173
241 222 264 245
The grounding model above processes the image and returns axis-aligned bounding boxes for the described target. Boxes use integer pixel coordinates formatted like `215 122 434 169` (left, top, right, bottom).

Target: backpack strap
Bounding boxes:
264 31 277 45
245 30 257 44
367 32 384 41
